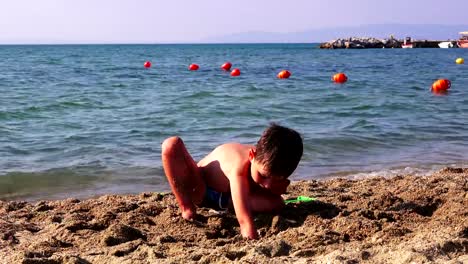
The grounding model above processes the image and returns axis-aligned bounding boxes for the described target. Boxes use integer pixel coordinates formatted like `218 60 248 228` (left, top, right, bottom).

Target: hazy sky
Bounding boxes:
1 0 467 43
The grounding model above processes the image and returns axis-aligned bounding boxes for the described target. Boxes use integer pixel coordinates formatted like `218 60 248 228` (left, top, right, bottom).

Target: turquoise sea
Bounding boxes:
1 44 467 200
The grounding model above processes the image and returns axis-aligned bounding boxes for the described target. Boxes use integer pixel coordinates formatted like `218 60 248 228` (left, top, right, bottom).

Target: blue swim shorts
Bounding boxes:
202 186 230 211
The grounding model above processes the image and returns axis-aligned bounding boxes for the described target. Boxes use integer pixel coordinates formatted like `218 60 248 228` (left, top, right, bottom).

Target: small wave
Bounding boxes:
22 100 98 113
328 166 443 180
307 135 389 154
3 145 31 155
348 104 374 111
112 73 143 79
341 119 380 131
0 165 166 201
44 58 64 65
0 110 46 120
179 91 215 99
0 169 99 200
111 83 128 88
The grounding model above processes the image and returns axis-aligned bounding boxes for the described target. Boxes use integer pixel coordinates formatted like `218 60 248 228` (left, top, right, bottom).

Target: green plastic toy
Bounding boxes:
284 196 317 204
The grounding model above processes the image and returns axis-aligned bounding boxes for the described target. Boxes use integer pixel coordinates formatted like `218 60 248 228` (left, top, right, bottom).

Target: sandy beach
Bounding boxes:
1 167 467 263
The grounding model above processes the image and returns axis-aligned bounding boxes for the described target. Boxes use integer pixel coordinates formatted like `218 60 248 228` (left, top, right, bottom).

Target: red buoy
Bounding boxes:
221 62 232 71
144 61 152 68
431 79 451 92
189 64 199 71
332 73 348 83
230 68 241 76
277 70 291 79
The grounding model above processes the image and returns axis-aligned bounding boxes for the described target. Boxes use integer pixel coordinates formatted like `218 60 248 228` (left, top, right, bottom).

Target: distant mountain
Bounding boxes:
202 24 468 43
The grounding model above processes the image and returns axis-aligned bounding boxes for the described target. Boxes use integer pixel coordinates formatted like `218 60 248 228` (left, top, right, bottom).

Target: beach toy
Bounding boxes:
144 61 152 68
277 70 291 79
332 73 348 83
431 79 451 92
284 196 317 204
221 62 232 71
189 64 199 71
455 58 464 64
230 68 241 76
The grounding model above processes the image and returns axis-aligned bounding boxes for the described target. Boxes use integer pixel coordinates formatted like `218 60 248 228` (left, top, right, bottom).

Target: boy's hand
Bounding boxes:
269 178 290 195
229 168 259 240
240 224 258 239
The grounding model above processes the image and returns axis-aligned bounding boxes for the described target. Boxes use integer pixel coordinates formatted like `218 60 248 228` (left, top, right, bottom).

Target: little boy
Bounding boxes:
161 123 303 239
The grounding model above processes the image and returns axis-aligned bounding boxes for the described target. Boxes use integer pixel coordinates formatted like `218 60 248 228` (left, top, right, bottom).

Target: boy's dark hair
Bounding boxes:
255 123 303 178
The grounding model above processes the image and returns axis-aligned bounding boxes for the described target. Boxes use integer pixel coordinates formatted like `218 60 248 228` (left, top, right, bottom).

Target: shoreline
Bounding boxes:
1 163 466 202
1 167 467 263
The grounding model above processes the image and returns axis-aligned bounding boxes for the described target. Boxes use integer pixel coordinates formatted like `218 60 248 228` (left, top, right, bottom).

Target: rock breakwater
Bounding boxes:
320 37 401 49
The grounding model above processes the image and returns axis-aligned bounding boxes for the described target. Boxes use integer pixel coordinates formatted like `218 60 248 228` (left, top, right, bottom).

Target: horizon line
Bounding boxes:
0 42 320 45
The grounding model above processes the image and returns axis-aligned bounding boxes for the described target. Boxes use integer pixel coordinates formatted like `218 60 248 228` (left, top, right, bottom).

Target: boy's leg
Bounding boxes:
161 136 206 220
249 188 285 214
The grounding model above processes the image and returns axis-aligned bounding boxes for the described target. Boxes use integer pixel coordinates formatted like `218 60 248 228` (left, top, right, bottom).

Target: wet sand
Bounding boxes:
1 168 467 263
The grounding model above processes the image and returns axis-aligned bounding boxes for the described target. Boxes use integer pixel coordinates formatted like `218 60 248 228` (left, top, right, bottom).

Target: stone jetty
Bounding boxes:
320 37 401 49
319 37 449 49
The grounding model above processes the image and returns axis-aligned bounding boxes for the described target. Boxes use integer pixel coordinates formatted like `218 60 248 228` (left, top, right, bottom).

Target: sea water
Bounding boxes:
1 44 467 200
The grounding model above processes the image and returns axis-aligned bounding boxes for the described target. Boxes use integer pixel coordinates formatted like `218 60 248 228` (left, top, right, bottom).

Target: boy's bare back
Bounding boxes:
197 143 253 194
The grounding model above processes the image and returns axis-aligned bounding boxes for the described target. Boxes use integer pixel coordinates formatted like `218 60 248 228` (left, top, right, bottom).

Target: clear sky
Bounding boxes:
1 0 467 44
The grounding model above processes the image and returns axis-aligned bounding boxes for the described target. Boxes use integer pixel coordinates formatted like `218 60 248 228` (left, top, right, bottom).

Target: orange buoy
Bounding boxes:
277 70 291 79
230 68 241 76
332 73 347 83
221 62 232 71
189 64 199 71
144 61 151 68
431 79 451 92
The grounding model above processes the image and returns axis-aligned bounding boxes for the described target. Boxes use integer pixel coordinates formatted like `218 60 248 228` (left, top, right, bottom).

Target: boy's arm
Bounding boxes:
230 173 258 239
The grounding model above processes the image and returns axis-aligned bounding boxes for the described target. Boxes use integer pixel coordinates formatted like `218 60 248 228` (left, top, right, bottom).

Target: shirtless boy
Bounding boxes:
161 123 303 239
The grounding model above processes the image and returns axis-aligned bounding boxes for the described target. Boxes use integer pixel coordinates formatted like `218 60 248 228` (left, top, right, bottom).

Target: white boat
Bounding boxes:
401 37 413 48
438 41 456 48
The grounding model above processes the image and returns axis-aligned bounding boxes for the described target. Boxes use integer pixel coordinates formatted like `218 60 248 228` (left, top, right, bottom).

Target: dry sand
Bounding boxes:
1 167 467 263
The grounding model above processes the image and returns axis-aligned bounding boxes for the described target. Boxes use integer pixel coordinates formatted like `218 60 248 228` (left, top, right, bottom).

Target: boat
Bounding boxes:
401 37 413 48
438 41 457 48
457 32 468 48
